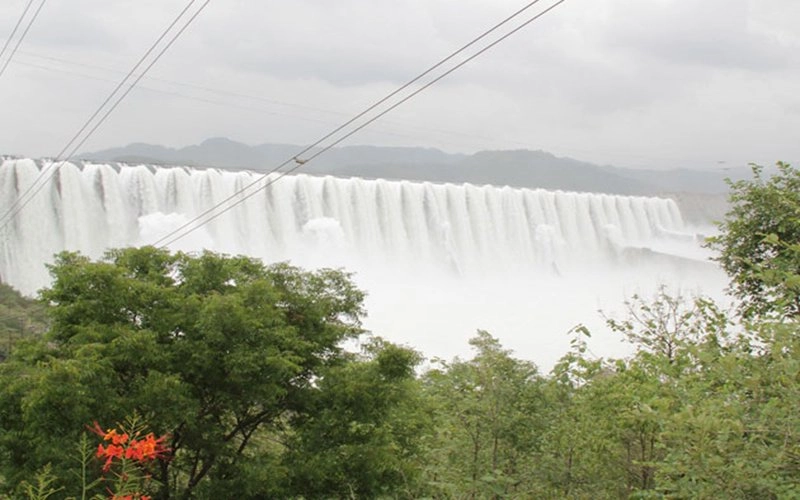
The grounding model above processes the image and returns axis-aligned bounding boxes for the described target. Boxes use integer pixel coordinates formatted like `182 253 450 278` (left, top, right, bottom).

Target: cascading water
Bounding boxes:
0 158 726 367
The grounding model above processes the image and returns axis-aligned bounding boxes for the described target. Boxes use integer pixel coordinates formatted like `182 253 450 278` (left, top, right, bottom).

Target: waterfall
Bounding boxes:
0 158 723 367
1 159 696 292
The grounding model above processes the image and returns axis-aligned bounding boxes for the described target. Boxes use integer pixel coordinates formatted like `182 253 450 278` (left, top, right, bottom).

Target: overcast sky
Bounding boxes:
0 0 797 170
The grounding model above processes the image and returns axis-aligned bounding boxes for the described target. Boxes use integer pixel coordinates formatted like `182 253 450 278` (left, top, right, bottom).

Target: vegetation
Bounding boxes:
0 282 48 361
0 248 420 498
0 162 798 498
709 161 800 318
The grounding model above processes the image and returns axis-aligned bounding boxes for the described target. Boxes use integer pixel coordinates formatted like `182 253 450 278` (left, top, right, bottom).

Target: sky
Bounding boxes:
0 0 798 170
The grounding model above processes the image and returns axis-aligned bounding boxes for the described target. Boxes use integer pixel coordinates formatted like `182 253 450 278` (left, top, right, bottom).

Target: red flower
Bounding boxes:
91 419 171 498
88 421 107 437
97 443 125 471
88 421 129 445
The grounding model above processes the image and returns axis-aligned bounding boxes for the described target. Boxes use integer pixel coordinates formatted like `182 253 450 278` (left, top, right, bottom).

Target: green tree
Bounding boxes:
656 318 800 498
284 338 430 499
709 162 800 318
0 247 366 498
0 282 48 361
537 291 733 498
421 331 548 498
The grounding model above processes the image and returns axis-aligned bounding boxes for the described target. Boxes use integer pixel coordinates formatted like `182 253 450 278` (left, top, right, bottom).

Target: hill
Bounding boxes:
0 282 48 361
79 138 764 224
82 138 751 195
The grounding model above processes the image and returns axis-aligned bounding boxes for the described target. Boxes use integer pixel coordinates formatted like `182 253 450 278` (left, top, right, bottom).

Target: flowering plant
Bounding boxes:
87 414 170 499
19 415 170 500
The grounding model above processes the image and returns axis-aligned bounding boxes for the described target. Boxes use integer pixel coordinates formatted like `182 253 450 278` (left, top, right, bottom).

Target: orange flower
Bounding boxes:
96 443 125 471
89 422 127 443
125 433 168 462
105 429 129 445
93 423 170 468
88 421 106 437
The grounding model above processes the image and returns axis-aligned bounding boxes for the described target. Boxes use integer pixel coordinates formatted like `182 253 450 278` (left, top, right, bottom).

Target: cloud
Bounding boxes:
603 0 790 71
0 0 799 169
193 0 446 85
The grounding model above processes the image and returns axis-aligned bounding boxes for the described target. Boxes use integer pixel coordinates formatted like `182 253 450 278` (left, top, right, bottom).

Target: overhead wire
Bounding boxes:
17 51 693 163
0 0 36 66
0 0 201 226
15 50 688 163
13 58 534 156
10 58 442 144
152 0 559 248
154 0 567 249
0 0 47 80
12 50 523 148
0 0 212 229
17 50 351 119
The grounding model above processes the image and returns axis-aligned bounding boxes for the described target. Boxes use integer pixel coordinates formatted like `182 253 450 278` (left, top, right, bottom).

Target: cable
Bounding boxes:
0 0 199 226
10 58 483 150
0 0 211 228
0 0 35 66
10 59 359 128
0 0 47 80
14 50 519 146
155 0 567 248
16 52 694 163
17 50 351 119
151 0 551 248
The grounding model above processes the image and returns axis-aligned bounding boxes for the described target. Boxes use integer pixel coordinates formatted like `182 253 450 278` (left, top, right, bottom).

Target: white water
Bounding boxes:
0 159 726 368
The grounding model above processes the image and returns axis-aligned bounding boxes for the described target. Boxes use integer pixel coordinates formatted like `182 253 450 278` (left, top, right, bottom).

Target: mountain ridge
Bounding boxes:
81 137 747 198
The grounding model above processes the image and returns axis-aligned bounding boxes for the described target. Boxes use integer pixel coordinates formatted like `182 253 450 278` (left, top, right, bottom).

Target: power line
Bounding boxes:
12 50 513 147
0 0 203 225
0 0 201 225
155 0 567 249
15 51 694 163
0 0 35 65
10 57 496 150
17 50 351 119
151 0 548 248
151 0 551 248
0 0 47 80
10 58 395 132
0 0 212 229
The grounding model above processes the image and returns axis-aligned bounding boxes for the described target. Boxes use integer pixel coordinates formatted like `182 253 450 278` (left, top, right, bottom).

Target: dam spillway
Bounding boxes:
0 158 723 367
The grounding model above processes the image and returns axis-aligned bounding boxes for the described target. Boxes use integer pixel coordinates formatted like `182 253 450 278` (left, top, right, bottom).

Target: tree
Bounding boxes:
709 162 800 318
283 338 430 498
421 331 548 498
0 247 367 498
0 282 48 361
656 318 800 498
536 291 734 498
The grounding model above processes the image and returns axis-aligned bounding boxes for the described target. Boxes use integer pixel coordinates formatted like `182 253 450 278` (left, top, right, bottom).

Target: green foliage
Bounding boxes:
709 162 800 318
539 289 800 499
285 339 429 498
17 465 62 500
72 433 104 500
657 319 800 498
5 158 800 499
0 282 47 361
420 331 548 497
0 247 368 498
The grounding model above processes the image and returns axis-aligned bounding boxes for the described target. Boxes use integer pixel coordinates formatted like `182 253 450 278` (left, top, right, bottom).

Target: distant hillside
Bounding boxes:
83 138 461 173
82 137 748 196
79 138 772 224
0 282 48 361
